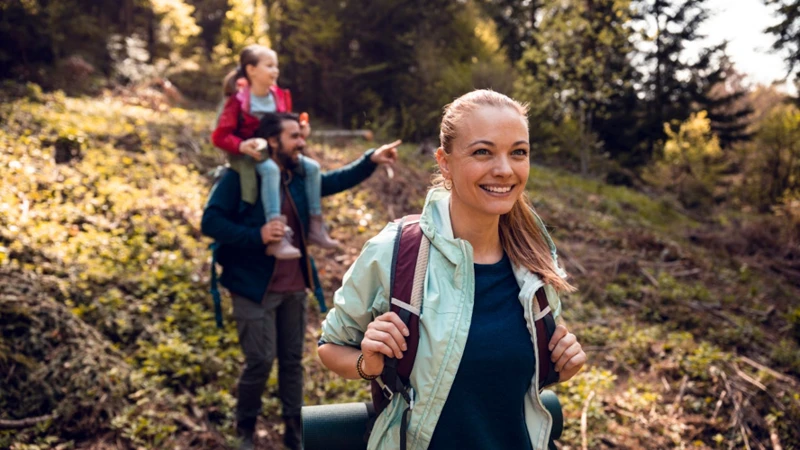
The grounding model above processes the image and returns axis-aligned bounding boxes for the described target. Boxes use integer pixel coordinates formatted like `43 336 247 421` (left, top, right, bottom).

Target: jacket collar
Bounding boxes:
418 188 465 265
234 84 280 115
235 84 251 114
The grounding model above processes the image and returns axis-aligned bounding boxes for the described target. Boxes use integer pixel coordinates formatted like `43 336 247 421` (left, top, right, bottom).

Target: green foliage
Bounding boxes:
526 164 696 234
770 339 800 374
271 0 512 139
212 0 270 67
554 367 616 445
740 103 800 209
644 111 724 209
0 88 237 447
682 342 730 380
151 0 203 59
788 306 800 343
0 0 121 79
515 0 636 173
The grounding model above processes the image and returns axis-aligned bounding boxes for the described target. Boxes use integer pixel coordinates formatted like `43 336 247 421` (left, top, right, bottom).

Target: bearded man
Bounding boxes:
201 112 399 450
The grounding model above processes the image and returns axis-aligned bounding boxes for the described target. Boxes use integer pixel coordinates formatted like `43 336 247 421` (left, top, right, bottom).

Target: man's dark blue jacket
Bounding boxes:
201 149 377 303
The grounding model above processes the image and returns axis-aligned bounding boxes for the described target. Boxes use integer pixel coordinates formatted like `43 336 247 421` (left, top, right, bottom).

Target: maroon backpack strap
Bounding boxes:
534 288 560 389
370 214 426 421
390 214 424 381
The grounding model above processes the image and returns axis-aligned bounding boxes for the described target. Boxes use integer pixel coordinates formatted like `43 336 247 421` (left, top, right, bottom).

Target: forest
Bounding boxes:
1 0 800 449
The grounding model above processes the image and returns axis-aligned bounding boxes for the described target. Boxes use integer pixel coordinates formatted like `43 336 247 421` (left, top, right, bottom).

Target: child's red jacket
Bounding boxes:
211 83 293 154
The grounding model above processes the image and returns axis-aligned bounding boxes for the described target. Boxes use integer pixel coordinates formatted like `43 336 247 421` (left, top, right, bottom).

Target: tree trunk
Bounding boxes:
653 0 664 160
580 107 590 177
147 9 157 63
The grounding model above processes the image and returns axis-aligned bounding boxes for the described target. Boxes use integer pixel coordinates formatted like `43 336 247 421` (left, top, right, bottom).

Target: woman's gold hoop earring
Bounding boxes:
444 179 453 190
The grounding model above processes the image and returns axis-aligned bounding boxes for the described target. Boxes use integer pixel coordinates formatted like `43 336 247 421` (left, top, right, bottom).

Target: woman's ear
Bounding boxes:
435 147 450 179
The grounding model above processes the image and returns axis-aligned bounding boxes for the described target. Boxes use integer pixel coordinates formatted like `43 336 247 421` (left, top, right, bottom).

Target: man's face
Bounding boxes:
270 119 305 170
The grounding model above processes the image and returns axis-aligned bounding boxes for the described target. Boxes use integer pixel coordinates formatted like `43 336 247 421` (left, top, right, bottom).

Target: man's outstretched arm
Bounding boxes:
320 140 400 197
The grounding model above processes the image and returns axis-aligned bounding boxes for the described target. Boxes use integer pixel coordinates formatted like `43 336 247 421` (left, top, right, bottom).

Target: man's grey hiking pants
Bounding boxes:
232 291 307 423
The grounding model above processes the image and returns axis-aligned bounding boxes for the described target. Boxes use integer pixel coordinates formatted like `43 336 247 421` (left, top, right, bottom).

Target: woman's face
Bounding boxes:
437 105 530 218
247 51 280 89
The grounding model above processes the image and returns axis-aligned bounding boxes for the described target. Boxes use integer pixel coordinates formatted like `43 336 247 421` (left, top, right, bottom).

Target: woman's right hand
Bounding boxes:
360 312 410 377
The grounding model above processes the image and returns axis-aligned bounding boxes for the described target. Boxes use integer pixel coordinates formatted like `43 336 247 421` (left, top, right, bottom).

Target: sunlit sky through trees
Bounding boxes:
690 0 797 93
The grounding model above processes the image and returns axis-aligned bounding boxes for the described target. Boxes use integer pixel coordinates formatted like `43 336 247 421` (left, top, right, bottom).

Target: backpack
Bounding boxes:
370 215 561 449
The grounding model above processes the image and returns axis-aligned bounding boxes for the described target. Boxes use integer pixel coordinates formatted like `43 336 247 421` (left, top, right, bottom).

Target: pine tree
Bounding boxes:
516 0 639 173
693 51 754 149
764 0 800 104
634 0 750 158
765 0 800 77
479 0 545 64
635 0 709 160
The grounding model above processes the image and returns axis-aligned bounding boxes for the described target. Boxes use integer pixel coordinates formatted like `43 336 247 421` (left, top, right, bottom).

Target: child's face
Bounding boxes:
247 51 280 89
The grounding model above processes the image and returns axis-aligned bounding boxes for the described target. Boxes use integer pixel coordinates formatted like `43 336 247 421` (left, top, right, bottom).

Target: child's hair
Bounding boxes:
222 44 277 97
434 89 575 293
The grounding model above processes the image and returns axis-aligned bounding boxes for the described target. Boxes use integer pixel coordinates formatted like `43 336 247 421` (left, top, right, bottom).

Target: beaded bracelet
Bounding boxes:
357 353 379 380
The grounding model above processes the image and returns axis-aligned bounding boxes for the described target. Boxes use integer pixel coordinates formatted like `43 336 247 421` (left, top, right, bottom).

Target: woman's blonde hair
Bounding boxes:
434 89 575 293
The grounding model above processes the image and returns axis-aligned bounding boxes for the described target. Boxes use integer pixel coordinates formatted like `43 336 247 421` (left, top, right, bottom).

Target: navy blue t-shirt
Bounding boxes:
428 254 534 450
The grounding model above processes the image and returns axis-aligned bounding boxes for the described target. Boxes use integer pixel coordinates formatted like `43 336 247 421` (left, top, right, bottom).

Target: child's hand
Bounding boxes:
239 139 265 160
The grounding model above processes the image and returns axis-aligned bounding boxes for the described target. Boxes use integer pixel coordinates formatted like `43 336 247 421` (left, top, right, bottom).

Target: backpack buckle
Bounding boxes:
381 384 394 400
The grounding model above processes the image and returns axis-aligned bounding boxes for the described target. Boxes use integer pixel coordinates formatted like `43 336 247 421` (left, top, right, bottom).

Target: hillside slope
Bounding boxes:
1 88 798 449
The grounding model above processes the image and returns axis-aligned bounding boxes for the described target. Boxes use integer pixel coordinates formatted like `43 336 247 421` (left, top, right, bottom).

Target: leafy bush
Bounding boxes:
0 90 233 447
645 111 724 209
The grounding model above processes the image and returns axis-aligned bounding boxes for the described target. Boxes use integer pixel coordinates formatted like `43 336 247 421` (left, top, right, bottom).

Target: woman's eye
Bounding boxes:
473 148 490 156
512 149 529 156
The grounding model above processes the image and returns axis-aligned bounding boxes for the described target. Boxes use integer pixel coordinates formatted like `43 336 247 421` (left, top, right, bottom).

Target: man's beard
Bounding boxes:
273 141 301 171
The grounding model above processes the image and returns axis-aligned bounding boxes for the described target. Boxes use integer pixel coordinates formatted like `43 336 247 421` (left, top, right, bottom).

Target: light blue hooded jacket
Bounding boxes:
320 187 568 450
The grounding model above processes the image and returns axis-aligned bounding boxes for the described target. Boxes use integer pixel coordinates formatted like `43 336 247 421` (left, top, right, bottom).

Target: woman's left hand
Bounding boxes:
549 324 586 382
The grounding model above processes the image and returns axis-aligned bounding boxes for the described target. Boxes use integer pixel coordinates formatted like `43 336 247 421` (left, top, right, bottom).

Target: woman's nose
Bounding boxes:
493 156 513 177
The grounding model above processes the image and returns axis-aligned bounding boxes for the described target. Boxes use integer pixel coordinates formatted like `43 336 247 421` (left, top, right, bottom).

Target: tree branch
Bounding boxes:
0 414 56 430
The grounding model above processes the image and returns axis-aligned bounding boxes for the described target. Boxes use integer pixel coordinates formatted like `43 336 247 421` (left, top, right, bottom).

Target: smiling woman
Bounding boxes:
318 89 586 450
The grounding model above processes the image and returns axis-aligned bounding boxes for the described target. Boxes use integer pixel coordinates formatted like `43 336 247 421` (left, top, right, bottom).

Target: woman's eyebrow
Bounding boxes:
513 140 530 146
467 139 495 147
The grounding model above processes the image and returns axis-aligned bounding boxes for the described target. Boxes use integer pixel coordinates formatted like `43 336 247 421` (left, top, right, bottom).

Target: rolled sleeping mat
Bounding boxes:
540 389 563 449
302 402 375 450
302 392 562 450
